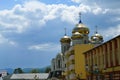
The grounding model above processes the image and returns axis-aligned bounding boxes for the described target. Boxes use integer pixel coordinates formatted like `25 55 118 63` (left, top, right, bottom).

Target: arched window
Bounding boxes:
58 60 61 68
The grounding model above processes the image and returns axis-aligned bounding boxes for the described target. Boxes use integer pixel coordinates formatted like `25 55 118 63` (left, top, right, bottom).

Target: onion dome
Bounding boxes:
71 32 83 40
56 53 63 59
57 53 63 57
91 26 103 43
60 28 71 43
72 23 89 34
91 33 103 42
72 13 89 34
60 35 71 43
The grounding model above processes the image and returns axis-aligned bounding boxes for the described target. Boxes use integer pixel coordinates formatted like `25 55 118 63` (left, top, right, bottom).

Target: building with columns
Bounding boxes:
84 35 120 80
50 13 104 80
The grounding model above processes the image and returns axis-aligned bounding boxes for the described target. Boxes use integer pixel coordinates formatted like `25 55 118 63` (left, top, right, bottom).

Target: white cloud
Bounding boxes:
71 0 81 3
28 43 60 52
91 3 109 15
71 0 88 3
110 17 120 22
79 4 91 12
93 7 102 15
9 41 17 46
0 34 17 46
0 6 30 33
0 0 111 33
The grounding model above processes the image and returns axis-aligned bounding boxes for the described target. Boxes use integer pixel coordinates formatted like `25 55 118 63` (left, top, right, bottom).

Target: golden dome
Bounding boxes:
60 35 71 43
72 22 89 34
91 33 103 42
71 32 83 40
57 53 63 57
72 12 89 34
91 26 103 43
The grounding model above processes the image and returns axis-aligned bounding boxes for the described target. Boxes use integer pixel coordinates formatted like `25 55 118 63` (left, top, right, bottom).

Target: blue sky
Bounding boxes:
0 0 120 69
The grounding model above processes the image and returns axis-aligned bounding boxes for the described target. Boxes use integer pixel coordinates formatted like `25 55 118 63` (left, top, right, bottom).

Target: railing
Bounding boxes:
69 64 75 70
69 55 74 61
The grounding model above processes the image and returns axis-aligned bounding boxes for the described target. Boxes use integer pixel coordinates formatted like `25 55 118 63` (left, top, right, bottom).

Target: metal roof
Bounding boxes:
10 73 48 80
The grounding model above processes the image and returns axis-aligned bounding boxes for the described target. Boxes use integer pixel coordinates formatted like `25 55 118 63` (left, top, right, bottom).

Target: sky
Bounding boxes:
0 0 120 69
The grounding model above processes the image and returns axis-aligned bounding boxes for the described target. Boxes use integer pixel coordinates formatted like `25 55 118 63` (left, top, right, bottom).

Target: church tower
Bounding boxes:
91 26 103 46
71 13 89 45
60 28 71 55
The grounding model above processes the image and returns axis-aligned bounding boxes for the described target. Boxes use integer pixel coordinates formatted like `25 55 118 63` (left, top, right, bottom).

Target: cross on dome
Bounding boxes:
64 28 67 36
79 12 82 23
95 26 98 34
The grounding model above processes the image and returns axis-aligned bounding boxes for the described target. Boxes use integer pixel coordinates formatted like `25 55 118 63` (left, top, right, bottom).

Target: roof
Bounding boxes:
83 35 120 54
47 70 63 79
3 75 12 80
5 73 49 80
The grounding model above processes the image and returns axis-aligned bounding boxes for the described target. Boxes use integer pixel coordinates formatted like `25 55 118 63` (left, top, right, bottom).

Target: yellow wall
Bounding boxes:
83 35 120 80
74 44 94 79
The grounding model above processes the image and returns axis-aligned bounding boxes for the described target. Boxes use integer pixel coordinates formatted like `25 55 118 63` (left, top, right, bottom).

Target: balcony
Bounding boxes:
69 60 75 64
69 55 74 61
69 73 75 79
69 64 75 70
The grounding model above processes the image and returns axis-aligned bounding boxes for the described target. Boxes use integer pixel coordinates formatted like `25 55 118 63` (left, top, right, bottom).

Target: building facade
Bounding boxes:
51 53 64 71
84 35 120 80
50 29 71 79
0 70 7 77
3 73 49 80
50 13 104 80
65 44 94 80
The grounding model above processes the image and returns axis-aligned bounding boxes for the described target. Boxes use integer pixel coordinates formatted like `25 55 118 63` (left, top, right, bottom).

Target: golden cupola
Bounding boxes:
60 28 71 54
91 26 103 44
60 35 71 43
60 28 71 43
71 13 90 45
71 32 83 40
72 13 89 35
72 22 89 34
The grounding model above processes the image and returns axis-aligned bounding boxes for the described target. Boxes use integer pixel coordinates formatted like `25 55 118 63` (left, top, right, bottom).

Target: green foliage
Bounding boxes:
30 69 40 73
13 68 23 74
45 67 51 73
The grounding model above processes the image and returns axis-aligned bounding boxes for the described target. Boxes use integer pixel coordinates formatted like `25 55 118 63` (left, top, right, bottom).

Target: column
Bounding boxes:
107 43 110 67
117 38 120 65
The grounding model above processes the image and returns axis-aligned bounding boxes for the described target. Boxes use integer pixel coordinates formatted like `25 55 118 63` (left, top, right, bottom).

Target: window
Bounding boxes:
58 60 61 68
84 40 87 44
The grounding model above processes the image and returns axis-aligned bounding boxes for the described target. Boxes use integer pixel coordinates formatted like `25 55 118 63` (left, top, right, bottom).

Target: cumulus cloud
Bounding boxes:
71 0 81 3
0 34 17 46
71 0 88 3
0 0 110 34
28 43 60 52
90 3 109 15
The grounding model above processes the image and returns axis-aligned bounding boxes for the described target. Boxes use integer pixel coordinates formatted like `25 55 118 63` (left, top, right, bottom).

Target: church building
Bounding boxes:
50 13 103 80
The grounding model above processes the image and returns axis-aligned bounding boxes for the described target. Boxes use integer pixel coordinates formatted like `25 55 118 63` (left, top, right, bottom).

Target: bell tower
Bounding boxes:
60 28 71 55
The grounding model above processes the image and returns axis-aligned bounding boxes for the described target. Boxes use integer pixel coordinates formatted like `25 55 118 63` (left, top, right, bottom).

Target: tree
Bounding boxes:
45 67 51 73
30 69 40 73
13 68 23 74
